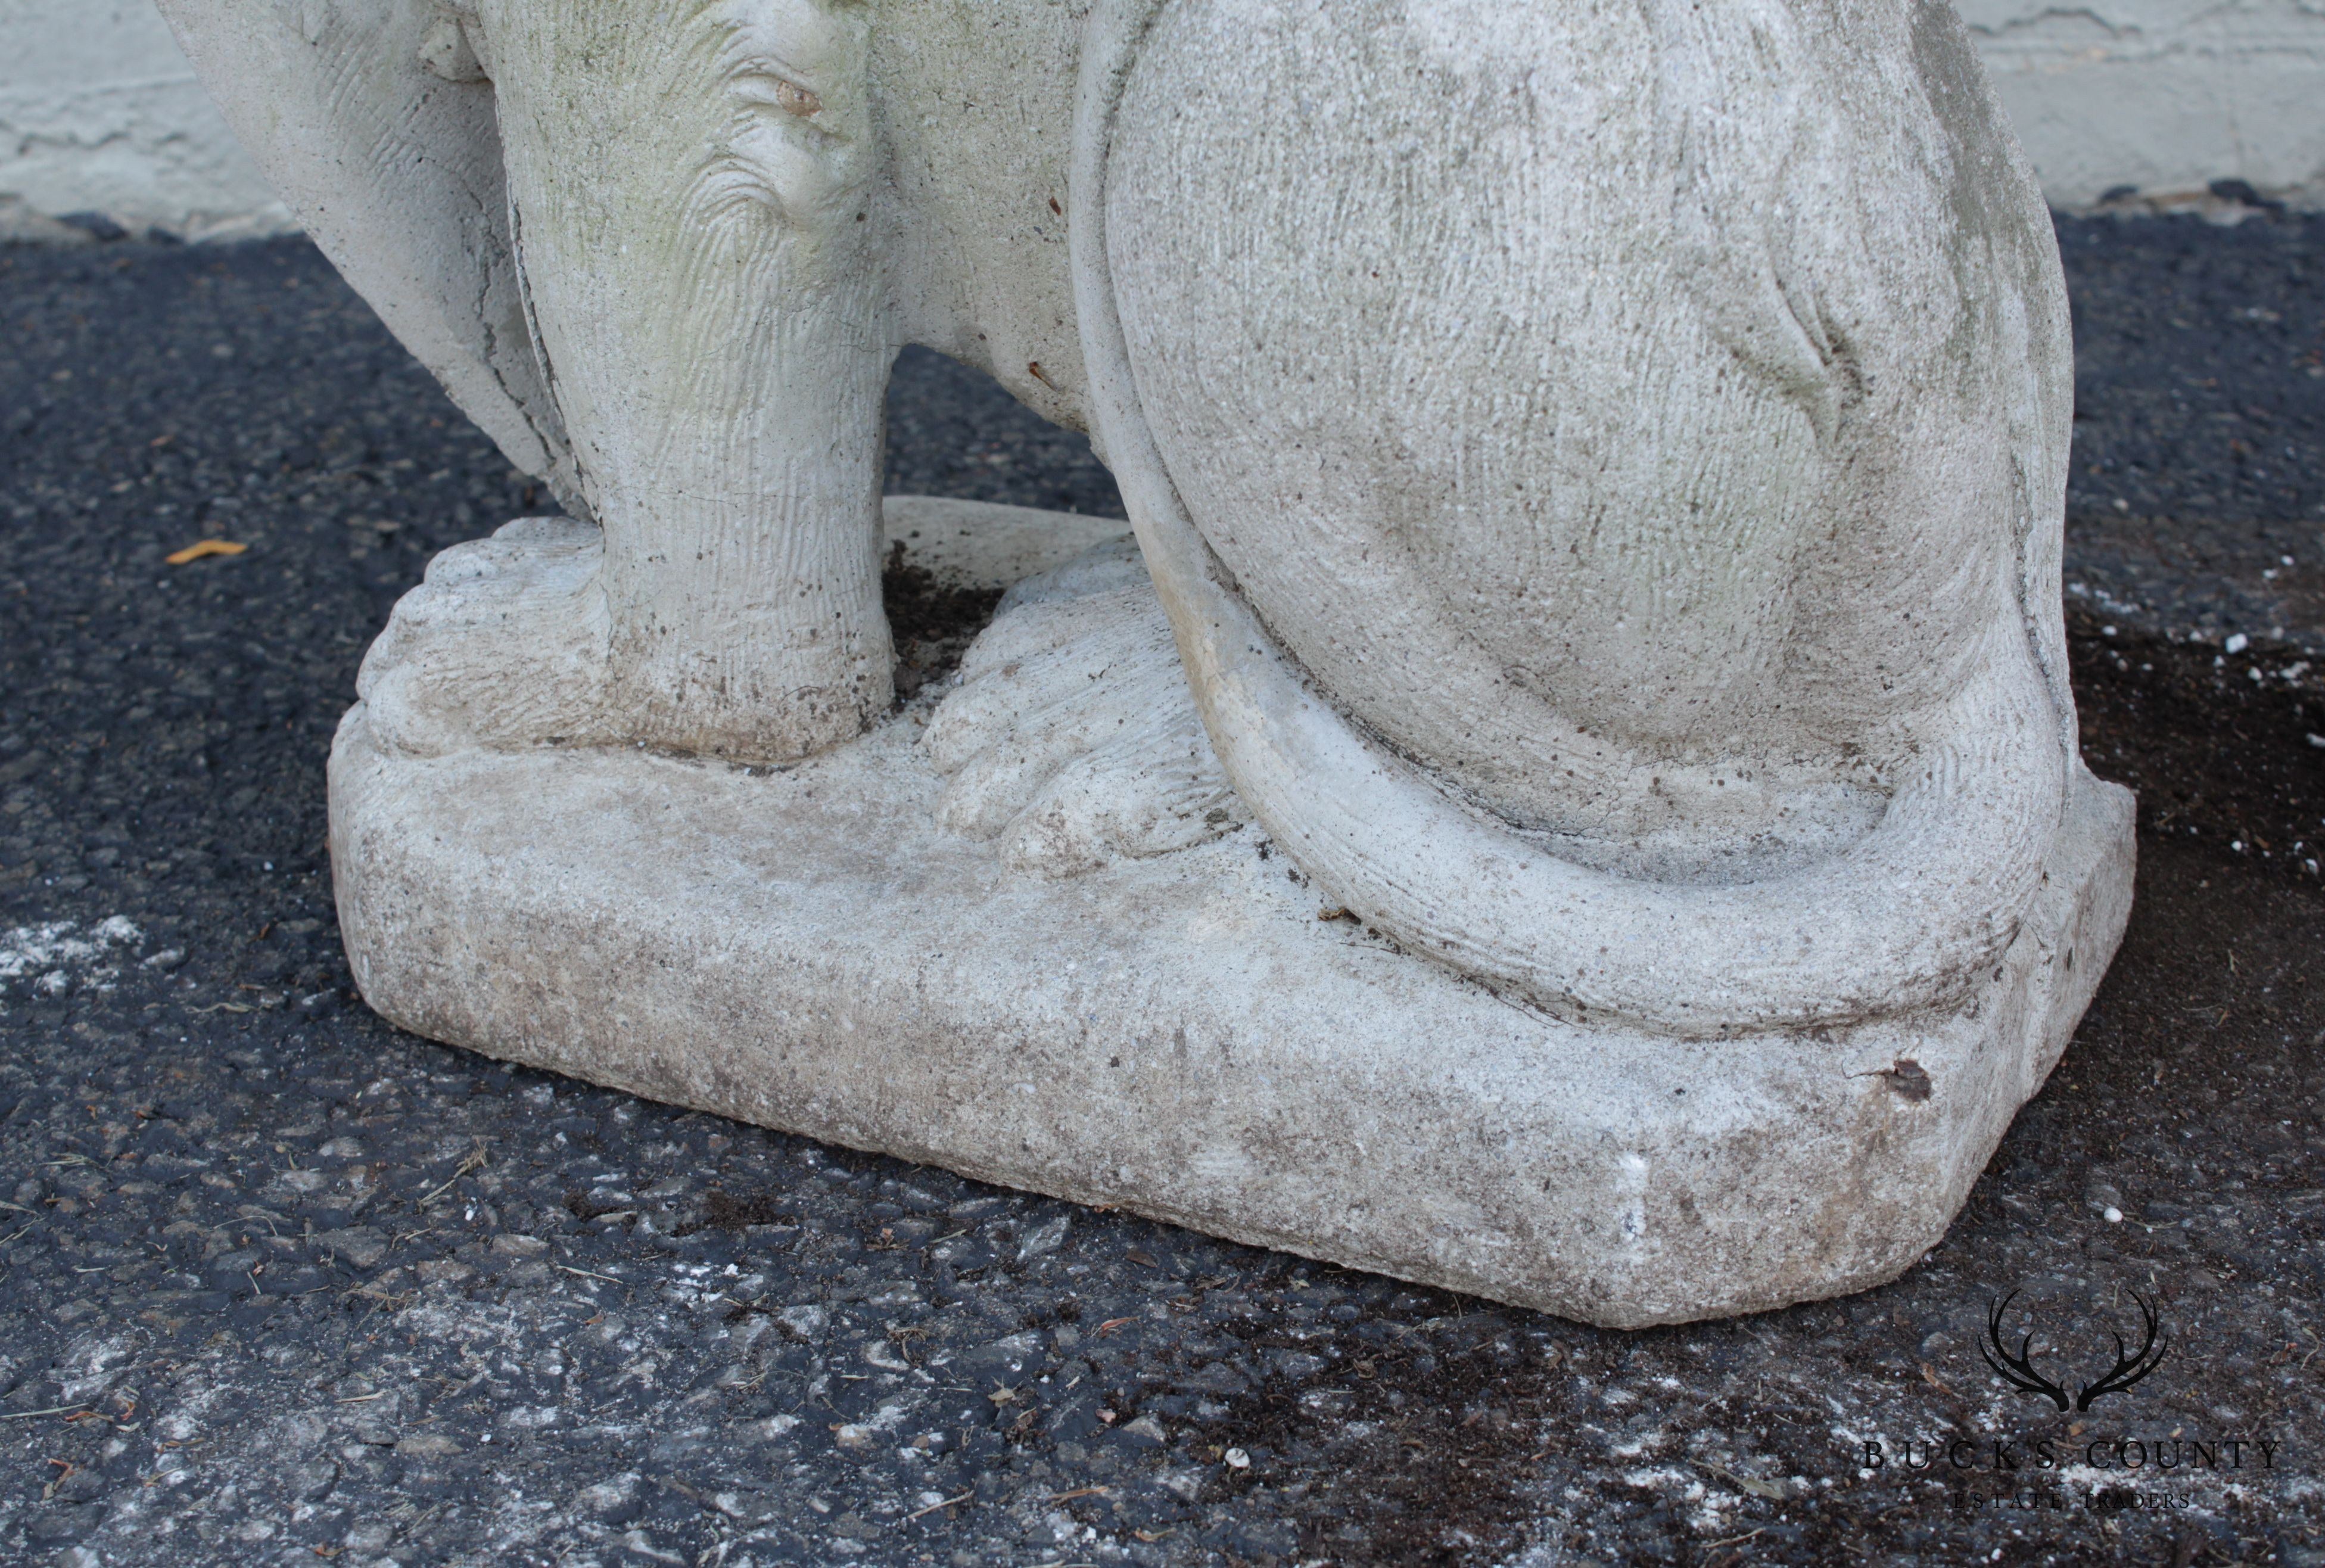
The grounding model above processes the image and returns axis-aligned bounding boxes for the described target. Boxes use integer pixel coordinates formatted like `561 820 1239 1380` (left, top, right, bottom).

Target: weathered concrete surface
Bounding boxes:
329 506 2137 1329
186 0 2112 1087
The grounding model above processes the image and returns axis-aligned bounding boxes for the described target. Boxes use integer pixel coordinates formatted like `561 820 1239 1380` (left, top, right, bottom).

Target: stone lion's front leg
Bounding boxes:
362 0 895 763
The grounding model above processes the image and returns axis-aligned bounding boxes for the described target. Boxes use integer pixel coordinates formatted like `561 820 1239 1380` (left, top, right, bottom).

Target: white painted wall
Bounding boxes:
1 1 2321 239
0 0 288 241
1962 0 2325 208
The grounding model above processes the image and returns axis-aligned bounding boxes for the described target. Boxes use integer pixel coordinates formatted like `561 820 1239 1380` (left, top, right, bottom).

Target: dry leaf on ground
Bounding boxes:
165 539 247 564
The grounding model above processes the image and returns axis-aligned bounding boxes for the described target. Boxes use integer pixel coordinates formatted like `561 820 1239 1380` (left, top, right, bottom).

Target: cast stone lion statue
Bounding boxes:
160 0 2087 1039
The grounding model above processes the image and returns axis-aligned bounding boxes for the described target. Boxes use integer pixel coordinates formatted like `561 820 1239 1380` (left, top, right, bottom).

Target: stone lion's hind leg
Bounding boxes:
922 545 1246 876
1075 0 2094 1036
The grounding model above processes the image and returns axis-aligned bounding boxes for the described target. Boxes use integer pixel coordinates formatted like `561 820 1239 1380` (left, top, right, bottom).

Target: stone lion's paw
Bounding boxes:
922 543 1245 876
356 517 615 757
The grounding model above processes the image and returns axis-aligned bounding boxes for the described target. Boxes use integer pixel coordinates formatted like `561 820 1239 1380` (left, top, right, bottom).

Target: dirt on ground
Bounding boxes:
883 542 1006 701
2069 610 2325 881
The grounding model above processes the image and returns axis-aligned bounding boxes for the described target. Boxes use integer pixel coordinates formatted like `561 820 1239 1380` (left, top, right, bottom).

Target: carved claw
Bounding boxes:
357 518 614 758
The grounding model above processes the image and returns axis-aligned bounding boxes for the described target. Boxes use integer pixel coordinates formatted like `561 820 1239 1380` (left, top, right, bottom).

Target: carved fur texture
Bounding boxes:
158 0 2105 1036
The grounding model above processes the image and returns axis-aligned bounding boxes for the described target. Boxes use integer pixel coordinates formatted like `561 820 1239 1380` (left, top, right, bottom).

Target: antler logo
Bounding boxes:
1980 1291 2171 1412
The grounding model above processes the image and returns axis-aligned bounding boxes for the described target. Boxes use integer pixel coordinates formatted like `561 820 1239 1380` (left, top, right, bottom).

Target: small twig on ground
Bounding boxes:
416 1145 488 1208
556 1264 624 1284
1692 1460 1786 1501
902 1491 973 1522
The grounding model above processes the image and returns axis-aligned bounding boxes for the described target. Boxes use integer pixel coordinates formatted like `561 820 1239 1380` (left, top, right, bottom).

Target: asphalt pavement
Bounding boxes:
1 213 2322 1567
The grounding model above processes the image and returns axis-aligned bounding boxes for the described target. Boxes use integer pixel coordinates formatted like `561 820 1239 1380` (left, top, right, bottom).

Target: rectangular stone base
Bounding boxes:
329 709 2133 1329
